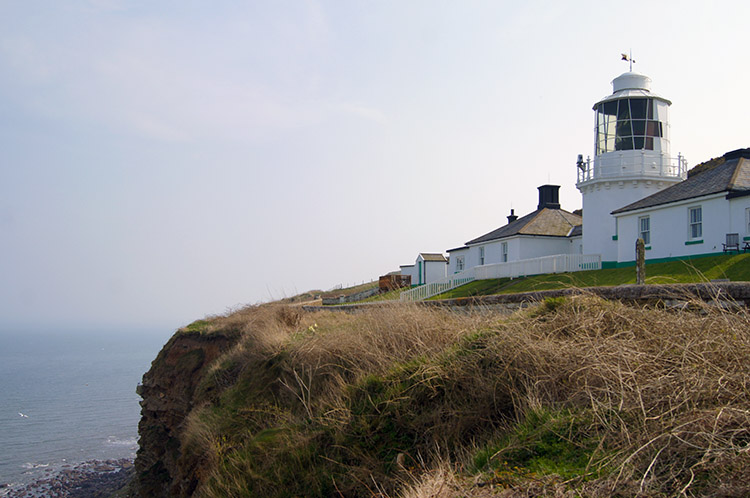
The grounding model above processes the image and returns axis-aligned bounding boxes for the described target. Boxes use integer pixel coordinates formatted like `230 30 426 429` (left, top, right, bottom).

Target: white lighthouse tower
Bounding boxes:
576 67 687 265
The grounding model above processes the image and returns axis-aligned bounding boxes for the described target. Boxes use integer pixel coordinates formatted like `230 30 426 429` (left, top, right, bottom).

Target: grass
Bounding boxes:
147 295 750 497
357 286 408 302
432 253 750 299
472 408 604 483
319 281 378 299
427 277 514 299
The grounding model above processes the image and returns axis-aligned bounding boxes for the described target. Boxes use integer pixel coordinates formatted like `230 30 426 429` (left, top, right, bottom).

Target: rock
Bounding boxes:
134 330 239 497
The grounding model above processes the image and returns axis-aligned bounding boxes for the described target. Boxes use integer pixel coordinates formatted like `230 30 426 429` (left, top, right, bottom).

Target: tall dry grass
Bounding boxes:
397 294 750 497
177 295 750 497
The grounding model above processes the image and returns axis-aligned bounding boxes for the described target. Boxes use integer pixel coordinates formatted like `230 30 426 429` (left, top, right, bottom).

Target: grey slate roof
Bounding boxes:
464 208 582 245
612 149 750 214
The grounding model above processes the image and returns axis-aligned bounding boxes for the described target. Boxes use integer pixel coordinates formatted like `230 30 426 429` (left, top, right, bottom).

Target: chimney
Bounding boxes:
537 185 561 210
507 209 518 223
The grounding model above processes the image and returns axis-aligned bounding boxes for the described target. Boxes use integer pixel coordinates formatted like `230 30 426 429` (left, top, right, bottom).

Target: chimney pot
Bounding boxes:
507 209 518 223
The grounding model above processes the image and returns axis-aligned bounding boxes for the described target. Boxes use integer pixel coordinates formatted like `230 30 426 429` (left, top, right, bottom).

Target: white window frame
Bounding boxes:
746 207 750 235
638 215 650 246
501 242 508 262
456 256 465 272
479 246 485 265
688 206 702 240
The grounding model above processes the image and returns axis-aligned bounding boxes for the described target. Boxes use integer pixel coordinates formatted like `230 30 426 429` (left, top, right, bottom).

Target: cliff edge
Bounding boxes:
135 327 240 496
132 299 750 497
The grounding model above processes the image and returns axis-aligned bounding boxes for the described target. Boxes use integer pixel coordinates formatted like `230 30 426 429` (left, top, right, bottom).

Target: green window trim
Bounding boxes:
645 245 652 251
685 239 704 246
612 235 618 240
744 236 750 242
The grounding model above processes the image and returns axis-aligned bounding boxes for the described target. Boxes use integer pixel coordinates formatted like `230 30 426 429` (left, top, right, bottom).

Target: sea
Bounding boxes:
0 328 172 494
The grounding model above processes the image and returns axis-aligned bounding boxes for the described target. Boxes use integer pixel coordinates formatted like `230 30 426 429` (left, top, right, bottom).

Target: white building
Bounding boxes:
446 185 582 275
611 148 750 262
576 70 688 266
400 253 448 286
398 65 747 290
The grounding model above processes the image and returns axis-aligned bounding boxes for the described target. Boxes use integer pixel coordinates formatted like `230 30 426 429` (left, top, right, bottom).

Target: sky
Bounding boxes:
1 0 749 333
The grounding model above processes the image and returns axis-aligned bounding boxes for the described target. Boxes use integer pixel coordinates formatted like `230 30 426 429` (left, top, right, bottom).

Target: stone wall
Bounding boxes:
304 282 750 312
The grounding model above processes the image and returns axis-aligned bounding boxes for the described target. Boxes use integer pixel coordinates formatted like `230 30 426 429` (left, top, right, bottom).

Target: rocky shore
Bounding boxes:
1 459 134 498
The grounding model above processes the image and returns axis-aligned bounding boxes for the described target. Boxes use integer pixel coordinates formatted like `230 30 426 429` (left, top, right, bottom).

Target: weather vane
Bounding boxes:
621 50 635 72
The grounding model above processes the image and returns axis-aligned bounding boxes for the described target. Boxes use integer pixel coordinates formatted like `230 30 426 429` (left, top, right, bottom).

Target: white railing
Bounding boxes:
399 269 476 302
474 253 602 280
576 152 687 185
399 254 602 302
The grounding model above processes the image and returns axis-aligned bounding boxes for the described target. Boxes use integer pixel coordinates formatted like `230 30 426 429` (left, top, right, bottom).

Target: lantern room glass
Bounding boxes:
596 98 668 155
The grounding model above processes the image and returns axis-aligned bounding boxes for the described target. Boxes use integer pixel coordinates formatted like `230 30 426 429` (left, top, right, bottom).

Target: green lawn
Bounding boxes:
430 253 750 299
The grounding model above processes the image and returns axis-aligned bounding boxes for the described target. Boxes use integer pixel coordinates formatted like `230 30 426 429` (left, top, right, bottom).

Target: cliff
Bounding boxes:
133 298 750 497
135 327 240 496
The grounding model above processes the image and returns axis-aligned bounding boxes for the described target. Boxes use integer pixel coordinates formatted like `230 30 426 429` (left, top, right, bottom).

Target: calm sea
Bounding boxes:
0 328 171 492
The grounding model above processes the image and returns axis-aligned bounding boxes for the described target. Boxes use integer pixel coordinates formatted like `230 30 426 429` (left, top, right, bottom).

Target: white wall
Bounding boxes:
580 178 680 263
516 236 572 260
450 235 580 274
448 248 470 274
568 236 583 255
730 197 750 243
400 265 417 285
614 193 750 262
424 261 447 284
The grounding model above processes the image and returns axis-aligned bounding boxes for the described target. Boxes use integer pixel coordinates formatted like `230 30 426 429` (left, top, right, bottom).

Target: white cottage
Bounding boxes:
611 148 750 262
447 185 582 275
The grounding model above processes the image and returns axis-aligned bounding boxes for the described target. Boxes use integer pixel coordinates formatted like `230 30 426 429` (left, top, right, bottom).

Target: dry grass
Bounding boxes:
173 294 750 497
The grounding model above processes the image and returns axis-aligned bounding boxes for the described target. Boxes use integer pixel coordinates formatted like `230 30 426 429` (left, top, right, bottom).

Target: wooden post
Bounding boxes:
636 238 646 285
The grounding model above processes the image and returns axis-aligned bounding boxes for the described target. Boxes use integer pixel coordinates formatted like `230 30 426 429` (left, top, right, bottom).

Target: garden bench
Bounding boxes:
723 233 740 253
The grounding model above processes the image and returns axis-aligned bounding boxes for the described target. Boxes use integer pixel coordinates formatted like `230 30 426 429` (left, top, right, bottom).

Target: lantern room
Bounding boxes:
594 73 670 156
577 71 686 186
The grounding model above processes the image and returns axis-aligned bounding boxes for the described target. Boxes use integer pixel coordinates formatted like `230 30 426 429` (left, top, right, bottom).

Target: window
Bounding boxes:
638 216 650 245
456 256 465 272
501 242 508 263
688 206 702 240
479 246 485 265
746 207 750 234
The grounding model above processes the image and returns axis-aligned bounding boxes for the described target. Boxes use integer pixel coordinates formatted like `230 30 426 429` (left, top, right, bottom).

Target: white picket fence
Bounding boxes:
474 253 602 280
399 253 602 302
399 270 476 302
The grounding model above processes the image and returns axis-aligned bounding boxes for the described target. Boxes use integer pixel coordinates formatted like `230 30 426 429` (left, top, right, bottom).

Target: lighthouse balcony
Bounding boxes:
576 151 687 186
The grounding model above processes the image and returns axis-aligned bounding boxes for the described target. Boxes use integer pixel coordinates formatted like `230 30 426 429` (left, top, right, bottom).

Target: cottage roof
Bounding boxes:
612 149 750 214
419 253 448 262
464 208 582 246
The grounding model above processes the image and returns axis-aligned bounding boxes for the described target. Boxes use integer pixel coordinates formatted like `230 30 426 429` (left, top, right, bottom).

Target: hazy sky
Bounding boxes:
2 0 748 332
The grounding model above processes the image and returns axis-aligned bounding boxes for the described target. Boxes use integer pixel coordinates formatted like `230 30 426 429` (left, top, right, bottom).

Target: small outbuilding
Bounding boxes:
400 253 448 286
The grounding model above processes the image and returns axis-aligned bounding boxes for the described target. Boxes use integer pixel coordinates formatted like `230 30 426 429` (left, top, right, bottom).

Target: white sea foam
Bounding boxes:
21 462 49 470
106 435 138 447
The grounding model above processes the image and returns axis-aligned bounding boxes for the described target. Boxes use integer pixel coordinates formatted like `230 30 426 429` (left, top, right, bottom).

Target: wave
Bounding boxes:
106 436 138 447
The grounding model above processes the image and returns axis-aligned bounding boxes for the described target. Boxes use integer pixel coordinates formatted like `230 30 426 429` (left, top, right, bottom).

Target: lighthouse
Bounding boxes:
576 69 687 264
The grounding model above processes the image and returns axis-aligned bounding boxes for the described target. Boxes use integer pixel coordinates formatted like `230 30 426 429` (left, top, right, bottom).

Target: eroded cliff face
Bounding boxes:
134 329 239 497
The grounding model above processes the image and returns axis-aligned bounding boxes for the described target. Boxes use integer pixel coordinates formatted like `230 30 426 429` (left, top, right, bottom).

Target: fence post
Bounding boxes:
636 238 646 285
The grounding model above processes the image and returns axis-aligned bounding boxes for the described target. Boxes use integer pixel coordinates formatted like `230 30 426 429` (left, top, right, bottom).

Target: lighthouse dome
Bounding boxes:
594 71 671 108
613 72 651 93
